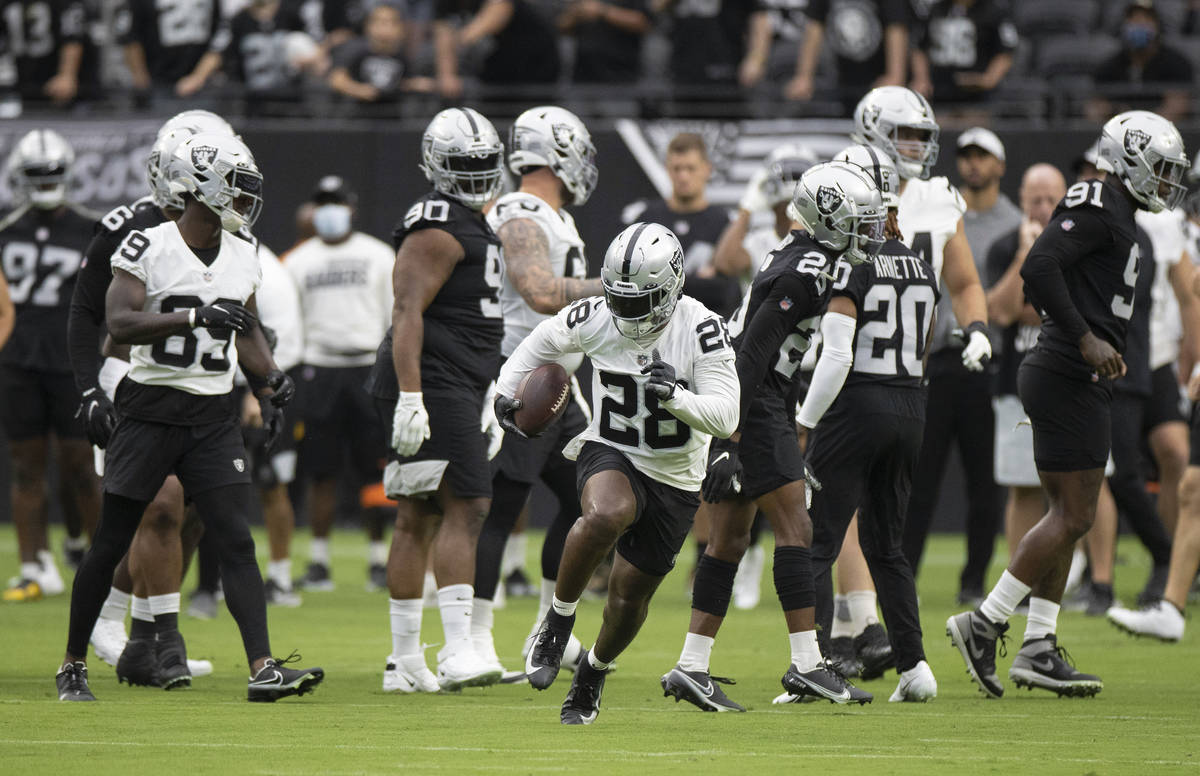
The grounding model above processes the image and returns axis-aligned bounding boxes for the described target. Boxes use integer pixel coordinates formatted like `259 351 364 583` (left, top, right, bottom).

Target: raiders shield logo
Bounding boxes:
865 105 882 128
669 248 683 276
191 145 218 169
233 458 245 472
1124 128 1151 156
816 185 843 216
552 123 574 149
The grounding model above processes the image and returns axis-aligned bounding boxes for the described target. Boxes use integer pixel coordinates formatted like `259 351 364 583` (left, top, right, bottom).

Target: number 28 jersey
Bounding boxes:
111 221 262 396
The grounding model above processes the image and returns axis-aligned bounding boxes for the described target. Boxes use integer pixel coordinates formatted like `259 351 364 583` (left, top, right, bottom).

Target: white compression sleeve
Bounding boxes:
796 312 856 430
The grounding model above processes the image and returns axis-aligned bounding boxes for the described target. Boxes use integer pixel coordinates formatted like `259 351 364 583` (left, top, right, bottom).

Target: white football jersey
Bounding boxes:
256 244 304 372
497 295 739 491
742 226 785 288
898 176 966 280
1137 208 1187 369
111 221 262 396
487 192 587 358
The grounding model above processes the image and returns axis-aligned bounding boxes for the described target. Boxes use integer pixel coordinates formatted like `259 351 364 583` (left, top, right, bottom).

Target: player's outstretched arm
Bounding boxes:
796 297 857 430
0 269 12 351
498 218 601 314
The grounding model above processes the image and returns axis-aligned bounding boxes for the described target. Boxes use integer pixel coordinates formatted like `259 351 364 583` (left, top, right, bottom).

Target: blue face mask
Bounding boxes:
1122 22 1156 50
313 204 352 240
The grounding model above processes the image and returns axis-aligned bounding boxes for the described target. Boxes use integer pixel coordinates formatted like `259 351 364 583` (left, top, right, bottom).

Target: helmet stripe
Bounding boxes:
463 109 480 141
622 222 649 277
863 145 884 191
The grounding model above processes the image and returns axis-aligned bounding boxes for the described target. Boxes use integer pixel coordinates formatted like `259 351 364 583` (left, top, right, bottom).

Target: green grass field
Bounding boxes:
1 526 1197 775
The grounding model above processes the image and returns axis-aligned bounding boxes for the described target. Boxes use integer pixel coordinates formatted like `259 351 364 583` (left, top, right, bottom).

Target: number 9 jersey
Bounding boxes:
111 221 261 395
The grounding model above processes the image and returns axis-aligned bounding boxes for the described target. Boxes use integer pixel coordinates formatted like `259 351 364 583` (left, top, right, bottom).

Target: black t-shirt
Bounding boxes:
1094 45 1194 86
917 0 1017 91
4 0 100 100
368 193 504 398
762 0 809 41
332 37 409 96
210 6 305 93
0 203 95 372
118 0 221 85
324 0 373 33
435 0 559 84
669 0 759 85
1021 177 1141 384
572 0 646 83
805 0 909 87
833 238 939 390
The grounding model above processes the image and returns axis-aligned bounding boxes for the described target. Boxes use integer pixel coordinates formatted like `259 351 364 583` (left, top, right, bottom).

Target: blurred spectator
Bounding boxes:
654 0 767 88
1090 0 1193 123
910 0 1018 104
558 0 650 84
433 0 559 99
328 3 434 101
119 0 222 100
3 0 100 105
757 0 813 83
790 0 908 104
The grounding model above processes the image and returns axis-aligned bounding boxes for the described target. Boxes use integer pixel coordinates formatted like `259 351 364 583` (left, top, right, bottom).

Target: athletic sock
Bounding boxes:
267 559 292 590
368 541 387 567
131 596 154 639
64 536 87 552
99 587 131 622
677 632 714 673
389 598 423 658
978 570 1031 627
588 649 611 670
845 589 880 637
830 594 853 639
539 578 556 615
551 594 577 617
1024 597 1060 642
471 597 493 638
437 584 474 653
789 630 822 672
19 561 39 581
502 533 527 577
148 593 181 634
310 538 330 566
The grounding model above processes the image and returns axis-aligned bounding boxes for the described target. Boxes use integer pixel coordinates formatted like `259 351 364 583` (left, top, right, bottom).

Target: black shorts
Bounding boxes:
0 367 84 441
739 395 805 501
1189 403 1200 467
574 440 699 577
493 400 588 484
1018 361 1111 472
1146 364 1188 430
376 384 492 500
295 364 386 480
104 416 251 502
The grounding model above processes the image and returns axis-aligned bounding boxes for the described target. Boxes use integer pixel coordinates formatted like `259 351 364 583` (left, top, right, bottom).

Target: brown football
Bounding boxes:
514 363 571 436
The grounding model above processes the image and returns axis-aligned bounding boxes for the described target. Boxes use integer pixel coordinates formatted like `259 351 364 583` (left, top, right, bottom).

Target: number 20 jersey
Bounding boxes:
111 221 261 395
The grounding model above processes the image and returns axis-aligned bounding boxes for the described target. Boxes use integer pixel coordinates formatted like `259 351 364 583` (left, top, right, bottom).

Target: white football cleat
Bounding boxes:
733 544 765 610
771 691 817 704
436 646 501 691
188 658 214 677
90 618 128 666
1107 600 1185 642
472 629 526 684
36 550 65 596
889 659 937 702
383 653 440 693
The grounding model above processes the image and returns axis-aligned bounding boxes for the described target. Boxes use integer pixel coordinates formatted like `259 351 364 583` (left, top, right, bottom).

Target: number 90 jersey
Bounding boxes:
111 221 261 396
496 295 738 491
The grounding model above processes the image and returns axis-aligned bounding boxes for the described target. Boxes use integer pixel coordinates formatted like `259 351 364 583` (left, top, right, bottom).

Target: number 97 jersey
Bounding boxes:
111 221 261 396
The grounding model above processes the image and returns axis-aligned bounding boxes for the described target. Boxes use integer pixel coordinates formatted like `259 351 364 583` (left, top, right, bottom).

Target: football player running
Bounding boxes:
366 108 508 693
948 111 1188 698
661 161 884 712
56 132 324 702
501 222 739 724
473 106 601 681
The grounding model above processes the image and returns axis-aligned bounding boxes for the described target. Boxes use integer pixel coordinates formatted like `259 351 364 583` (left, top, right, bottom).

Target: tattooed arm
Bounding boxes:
498 218 602 314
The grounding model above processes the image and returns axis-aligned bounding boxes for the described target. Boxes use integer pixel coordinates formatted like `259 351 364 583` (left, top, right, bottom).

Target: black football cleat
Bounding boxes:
561 652 608 725
780 661 872 705
854 623 895 680
525 609 575 690
116 636 159 687
828 636 863 678
247 652 324 702
56 661 96 701
946 610 1008 699
660 666 745 712
155 630 192 690
1008 636 1102 697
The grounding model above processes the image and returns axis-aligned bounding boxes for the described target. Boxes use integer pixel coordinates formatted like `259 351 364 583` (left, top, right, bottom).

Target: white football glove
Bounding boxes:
391 391 430 456
961 328 992 373
738 165 770 213
481 382 503 460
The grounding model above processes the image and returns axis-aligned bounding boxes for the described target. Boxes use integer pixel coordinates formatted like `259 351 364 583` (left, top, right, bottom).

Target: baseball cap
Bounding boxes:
956 128 1006 161
311 175 357 206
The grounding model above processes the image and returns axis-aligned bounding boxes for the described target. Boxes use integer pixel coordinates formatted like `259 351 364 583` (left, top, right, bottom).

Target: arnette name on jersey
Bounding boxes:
111 221 262 396
497 295 735 491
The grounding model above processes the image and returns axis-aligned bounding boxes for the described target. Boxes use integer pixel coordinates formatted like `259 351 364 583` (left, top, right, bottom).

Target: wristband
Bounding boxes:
964 320 988 339
188 308 197 328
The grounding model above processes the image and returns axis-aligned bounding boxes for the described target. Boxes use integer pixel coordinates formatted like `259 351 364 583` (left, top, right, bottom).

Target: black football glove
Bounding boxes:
76 387 117 449
701 439 742 504
493 394 528 438
258 395 284 451
641 348 678 401
193 302 256 333
265 369 295 407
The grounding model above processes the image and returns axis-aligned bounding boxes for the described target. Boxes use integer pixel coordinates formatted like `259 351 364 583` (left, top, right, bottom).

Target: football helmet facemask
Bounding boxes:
508 105 598 206
851 86 940 181
420 107 504 210
165 133 263 232
789 161 886 265
1098 110 1189 213
6 128 74 210
601 222 685 341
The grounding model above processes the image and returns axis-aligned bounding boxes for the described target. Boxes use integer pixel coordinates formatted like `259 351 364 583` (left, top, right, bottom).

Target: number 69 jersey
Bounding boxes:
111 221 261 395
496 295 739 492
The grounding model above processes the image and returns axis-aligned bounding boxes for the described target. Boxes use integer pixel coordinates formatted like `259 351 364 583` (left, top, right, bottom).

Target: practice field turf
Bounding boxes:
1 527 1197 775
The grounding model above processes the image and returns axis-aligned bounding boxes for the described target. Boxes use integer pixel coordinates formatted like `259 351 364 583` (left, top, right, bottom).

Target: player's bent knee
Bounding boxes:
581 500 635 541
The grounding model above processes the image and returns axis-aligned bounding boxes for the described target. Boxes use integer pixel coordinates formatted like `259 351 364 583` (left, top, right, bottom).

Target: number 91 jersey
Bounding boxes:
111 221 261 395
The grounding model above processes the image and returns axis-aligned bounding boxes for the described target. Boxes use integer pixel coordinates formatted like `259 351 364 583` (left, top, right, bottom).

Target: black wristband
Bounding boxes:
964 320 989 339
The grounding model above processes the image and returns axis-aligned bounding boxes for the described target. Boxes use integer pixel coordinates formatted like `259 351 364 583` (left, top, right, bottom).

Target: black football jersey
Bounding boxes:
370 193 504 398
1023 176 1141 382
0 203 96 371
832 239 939 390
1112 225 1157 397
729 230 840 410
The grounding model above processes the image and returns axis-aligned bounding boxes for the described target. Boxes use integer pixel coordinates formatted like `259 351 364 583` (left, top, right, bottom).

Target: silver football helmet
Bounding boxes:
149 110 237 211
508 105 598 206
851 86 940 181
834 143 900 208
6 128 74 210
762 144 819 206
165 132 263 232
420 107 504 210
788 161 886 265
1097 110 1189 213
601 222 685 340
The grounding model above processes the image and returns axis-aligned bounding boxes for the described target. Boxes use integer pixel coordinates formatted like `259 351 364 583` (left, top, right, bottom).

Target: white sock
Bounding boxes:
846 590 879 636
539 578 556 614
471 597 493 638
789 630 822 672
830 594 853 639
20 561 40 581
588 648 611 670
1024 597 1060 642
389 598 423 658
310 538 330 566
99 587 130 622
677 632 714 673
268 559 292 589
368 541 387 567
147 592 180 616
437 584 474 652
978 570 1031 626
131 596 153 622
502 533 527 576
37 549 58 570
64 535 87 551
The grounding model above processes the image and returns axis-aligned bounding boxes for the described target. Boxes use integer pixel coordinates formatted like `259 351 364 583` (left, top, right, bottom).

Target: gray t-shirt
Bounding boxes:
932 191 1022 352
